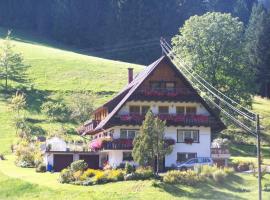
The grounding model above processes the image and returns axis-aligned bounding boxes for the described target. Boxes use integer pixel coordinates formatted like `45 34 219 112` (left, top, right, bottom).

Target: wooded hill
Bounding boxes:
0 0 257 64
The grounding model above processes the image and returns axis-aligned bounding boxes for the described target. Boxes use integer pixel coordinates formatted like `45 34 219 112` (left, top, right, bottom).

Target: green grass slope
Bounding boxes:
0 28 143 153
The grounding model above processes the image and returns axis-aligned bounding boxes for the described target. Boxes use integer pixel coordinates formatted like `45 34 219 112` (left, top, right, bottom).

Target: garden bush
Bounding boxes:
125 162 135 174
36 163 46 173
163 170 202 185
80 169 98 180
0 153 5 160
135 166 154 180
231 160 254 172
198 165 218 178
41 101 70 121
106 169 124 182
212 169 227 183
59 168 74 183
93 171 107 184
70 160 88 172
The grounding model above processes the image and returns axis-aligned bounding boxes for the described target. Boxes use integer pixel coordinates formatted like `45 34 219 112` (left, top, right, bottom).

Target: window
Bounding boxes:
150 81 161 90
120 129 138 139
141 106 150 115
177 153 197 162
176 106 185 114
165 82 175 92
177 130 199 143
129 106 140 114
159 106 169 114
186 106 196 115
123 152 133 161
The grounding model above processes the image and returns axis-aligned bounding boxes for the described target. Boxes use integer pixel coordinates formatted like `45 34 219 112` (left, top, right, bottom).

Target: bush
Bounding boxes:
93 171 107 184
199 165 218 178
73 170 84 181
59 168 74 183
135 167 154 180
163 170 202 186
81 169 98 180
41 101 70 121
212 169 227 183
124 173 137 181
125 162 135 174
70 160 88 172
231 160 254 172
36 163 46 173
223 167 234 175
106 169 124 182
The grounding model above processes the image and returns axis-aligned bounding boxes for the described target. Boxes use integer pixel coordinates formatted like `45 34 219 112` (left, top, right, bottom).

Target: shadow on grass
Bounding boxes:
157 175 247 200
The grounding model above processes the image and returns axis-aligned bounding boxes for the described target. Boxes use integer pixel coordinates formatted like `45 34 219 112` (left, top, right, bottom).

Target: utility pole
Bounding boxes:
256 114 262 200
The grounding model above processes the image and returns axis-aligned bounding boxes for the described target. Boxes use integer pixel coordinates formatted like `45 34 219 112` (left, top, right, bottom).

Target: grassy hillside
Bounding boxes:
0 28 143 153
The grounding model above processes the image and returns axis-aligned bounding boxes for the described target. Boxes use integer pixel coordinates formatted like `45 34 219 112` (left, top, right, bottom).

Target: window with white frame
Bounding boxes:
177 130 199 143
120 129 139 139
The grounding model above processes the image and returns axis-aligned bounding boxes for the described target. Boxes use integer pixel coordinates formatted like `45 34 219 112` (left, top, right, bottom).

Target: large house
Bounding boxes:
44 55 229 172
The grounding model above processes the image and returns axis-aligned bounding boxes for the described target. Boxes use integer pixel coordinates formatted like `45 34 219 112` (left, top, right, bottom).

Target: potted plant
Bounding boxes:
184 138 194 144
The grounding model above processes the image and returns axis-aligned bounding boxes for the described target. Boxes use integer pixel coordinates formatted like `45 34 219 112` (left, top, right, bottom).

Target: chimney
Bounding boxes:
128 68 133 83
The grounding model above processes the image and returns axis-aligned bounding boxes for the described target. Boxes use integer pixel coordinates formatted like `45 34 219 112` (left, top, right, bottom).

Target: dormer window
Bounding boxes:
165 82 175 92
129 106 140 114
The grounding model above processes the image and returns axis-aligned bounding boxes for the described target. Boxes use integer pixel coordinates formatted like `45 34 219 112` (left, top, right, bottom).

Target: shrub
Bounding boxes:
70 160 88 172
125 162 135 174
73 170 84 181
93 171 107 184
41 101 70 121
59 168 74 183
135 166 154 180
231 160 254 172
124 173 137 181
223 167 234 175
200 165 218 178
81 169 98 180
163 170 201 186
106 169 124 182
36 163 46 173
213 169 227 183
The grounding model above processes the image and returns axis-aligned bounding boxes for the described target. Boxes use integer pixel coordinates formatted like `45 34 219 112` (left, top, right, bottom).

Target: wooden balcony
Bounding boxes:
211 148 230 159
130 87 200 102
111 114 211 127
84 120 101 133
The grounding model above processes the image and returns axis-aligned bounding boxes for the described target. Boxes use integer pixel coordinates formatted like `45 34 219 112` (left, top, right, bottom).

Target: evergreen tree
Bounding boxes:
132 110 173 173
0 32 29 90
244 3 270 97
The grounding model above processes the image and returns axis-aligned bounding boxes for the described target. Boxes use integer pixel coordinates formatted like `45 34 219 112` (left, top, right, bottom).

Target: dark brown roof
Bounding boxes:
82 56 225 135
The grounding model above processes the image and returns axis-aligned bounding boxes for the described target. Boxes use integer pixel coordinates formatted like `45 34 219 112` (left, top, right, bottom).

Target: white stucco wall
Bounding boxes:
46 137 67 151
102 125 211 167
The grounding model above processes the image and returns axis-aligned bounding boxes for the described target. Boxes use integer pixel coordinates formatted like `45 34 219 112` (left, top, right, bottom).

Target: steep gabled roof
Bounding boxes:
83 55 225 135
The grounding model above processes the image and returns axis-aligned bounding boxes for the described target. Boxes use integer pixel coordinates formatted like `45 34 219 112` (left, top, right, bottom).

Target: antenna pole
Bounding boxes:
256 114 262 200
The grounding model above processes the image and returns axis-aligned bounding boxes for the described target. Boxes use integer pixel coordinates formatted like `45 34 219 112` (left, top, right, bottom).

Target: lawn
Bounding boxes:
0 155 270 200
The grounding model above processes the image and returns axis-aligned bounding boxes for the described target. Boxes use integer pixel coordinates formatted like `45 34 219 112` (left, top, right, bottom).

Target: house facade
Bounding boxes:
79 56 226 169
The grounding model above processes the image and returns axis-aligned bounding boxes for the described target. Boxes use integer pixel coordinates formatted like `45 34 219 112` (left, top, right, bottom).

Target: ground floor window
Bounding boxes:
177 152 197 162
123 152 133 161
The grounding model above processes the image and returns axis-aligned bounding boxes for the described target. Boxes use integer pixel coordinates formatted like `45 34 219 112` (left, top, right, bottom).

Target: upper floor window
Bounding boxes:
176 106 185 114
150 81 161 90
186 106 197 115
141 106 150 115
165 82 175 92
177 130 199 143
159 106 169 114
120 129 138 139
129 106 140 114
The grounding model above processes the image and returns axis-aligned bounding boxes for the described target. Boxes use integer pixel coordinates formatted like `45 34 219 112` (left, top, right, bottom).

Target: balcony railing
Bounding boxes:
211 148 230 159
89 138 175 151
84 120 101 133
116 114 210 126
137 88 194 97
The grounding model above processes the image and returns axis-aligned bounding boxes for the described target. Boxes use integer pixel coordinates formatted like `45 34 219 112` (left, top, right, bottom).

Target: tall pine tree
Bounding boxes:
244 3 270 97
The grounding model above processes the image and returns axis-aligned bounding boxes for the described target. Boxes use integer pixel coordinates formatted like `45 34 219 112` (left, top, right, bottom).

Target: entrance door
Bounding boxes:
53 154 73 172
79 154 99 169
